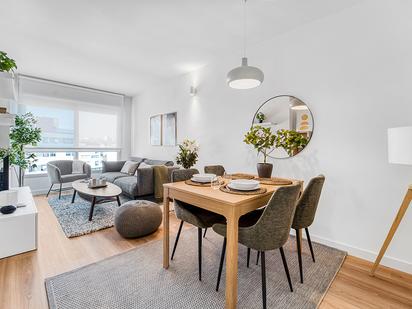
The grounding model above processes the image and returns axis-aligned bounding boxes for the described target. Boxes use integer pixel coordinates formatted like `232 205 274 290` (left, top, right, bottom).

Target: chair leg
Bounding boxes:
46 184 53 197
296 229 303 283
279 247 293 292
261 251 267 309
198 227 202 281
305 227 315 262
171 220 184 260
216 237 227 291
58 183 62 199
256 251 260 265
247 247 251 268
203 228 207 238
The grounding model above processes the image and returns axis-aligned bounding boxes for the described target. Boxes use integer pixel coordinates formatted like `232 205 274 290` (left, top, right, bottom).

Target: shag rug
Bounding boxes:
48 193 129 238
45 228 346 308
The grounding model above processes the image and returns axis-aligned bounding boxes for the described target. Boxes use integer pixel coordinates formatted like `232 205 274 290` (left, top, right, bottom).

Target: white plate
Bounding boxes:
192 173 216 183
228 179 260 191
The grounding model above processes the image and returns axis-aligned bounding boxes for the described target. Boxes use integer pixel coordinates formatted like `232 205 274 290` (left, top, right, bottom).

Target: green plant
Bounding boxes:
176 139 199 169
9 113 42 186
0 147 9 160
243 125 275 163
256 112 265 123
275 129 308 156
0 51 17 73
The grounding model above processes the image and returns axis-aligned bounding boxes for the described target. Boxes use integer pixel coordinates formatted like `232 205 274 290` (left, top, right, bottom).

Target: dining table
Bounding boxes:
162 177 302 309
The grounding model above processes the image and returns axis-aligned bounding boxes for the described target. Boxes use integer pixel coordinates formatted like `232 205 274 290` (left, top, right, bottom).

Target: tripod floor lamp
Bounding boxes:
371 126 412 275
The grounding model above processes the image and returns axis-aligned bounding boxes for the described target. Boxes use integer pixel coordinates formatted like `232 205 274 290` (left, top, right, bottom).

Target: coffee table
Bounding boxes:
71 180 122 221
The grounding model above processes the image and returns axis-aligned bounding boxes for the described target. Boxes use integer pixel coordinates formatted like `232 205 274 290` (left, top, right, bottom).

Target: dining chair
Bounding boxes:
170 169 225 281
213 184 301 309
292 175 325 283
204 165 226 176
202 165 226 238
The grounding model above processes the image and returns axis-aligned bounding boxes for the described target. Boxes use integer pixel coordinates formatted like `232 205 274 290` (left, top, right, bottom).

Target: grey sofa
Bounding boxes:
101 157 175 199
46 160 92 199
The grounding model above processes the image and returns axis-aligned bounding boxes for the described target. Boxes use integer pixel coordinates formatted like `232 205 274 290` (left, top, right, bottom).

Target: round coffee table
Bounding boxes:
71 180 122 221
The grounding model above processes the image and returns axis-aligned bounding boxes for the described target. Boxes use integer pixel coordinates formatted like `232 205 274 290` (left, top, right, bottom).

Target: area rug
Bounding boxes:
45 228 346 308
48 194 129 238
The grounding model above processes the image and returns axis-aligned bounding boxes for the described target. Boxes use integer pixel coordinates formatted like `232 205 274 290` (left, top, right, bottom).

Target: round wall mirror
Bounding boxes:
252 95 314 158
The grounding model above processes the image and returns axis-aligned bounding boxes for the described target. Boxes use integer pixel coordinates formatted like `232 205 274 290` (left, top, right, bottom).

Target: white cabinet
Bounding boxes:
0 187 38 259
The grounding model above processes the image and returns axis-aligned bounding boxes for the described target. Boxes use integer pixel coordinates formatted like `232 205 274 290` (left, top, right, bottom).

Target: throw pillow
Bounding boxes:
72 160 84 174
121 161 140 175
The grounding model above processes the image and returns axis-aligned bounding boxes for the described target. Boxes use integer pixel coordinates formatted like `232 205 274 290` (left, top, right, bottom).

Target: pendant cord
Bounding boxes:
243 0 247 58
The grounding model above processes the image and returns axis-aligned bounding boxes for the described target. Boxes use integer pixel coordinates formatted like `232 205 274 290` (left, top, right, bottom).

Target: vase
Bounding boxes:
257 163 273 178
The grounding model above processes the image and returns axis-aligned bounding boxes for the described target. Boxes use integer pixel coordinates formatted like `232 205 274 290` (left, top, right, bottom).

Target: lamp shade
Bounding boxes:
388 127 412 165
227 57 264 89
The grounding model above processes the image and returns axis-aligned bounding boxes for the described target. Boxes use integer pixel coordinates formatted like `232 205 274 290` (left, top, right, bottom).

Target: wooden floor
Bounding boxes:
0 195 411 309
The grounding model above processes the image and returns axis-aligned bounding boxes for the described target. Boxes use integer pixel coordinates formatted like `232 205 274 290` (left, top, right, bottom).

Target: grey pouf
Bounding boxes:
114 200 162 238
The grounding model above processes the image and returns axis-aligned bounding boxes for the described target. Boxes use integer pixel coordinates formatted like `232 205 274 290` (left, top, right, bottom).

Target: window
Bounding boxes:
17 76 125 176
27 152 76 174
78 151 118 172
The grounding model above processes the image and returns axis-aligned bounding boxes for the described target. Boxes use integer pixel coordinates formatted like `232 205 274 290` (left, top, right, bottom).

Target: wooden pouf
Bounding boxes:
114 200 162 238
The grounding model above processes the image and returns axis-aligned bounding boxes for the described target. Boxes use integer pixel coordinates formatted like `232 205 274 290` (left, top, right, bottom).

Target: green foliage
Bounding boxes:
0 147 9 160
256 112 265 123
275 129 308 156
9 113 42 171
243 125 275 163
176 139 199 169
0 51 17 73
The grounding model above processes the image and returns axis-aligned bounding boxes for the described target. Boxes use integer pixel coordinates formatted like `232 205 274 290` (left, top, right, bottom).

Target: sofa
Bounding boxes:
101 157 176 199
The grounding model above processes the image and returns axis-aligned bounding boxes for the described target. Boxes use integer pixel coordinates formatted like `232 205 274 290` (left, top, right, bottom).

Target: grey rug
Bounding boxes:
48 194 129 238
45 228 346 309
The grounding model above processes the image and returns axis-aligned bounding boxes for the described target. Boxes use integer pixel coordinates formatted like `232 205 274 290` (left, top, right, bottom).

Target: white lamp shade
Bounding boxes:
227 57 264 89
388 126 412 165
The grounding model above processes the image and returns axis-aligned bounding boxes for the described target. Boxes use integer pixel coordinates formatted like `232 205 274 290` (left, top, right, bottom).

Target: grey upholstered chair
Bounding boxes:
170 169 225 281
213 184 301 309
46 160 91 199
292 175 325 283
204 165 225 176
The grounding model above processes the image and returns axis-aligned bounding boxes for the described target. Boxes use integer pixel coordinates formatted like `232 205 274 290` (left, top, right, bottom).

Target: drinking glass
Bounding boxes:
211 176 222 190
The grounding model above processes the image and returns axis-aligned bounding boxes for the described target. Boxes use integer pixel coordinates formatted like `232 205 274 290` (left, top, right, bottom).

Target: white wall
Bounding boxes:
132 0 412 273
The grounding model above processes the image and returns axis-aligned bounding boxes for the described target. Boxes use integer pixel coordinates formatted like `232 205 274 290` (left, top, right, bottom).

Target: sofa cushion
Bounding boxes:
120 161 139 175
129 156 145 163
114 176 138 198
60 173 88 183
144 159 174 166
101 172 128 183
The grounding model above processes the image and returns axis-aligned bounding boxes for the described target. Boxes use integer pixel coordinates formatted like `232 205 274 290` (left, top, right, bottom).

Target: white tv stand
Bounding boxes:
0 187 38 259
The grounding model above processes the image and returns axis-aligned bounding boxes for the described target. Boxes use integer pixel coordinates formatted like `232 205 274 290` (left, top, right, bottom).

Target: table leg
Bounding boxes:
225 211 240 309
163 187 170 269
88 196 96 221
71 190 76 203
116 195 121 206
370 188 412 275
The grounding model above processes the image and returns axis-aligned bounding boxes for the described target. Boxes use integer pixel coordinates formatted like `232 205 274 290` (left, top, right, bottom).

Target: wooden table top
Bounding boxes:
164 178 301 206
72 180 122 197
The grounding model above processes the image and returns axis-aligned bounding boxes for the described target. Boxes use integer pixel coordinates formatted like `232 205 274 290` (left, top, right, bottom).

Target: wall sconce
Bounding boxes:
189 86 197 97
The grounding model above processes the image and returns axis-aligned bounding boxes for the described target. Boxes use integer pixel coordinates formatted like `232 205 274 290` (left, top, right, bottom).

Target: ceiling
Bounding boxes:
1 0 361 96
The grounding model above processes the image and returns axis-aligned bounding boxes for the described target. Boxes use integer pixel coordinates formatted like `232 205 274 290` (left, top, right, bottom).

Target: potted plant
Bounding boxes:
275 129 309 156
244 125 275 178
176 139 199 169
9 113 42 187
256 112 265 123
0 51 18 100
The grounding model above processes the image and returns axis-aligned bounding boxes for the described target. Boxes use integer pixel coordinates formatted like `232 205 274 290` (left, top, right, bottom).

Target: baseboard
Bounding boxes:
307 233 412 274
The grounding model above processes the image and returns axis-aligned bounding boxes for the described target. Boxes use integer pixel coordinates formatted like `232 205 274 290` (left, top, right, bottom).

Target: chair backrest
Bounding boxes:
247 184 301 251
48 160 73 175
292 175 325 229
171 168 199 182
204 165 225 176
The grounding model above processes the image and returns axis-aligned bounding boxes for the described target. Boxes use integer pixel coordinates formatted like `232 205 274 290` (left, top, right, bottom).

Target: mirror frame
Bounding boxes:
251 95 315 159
